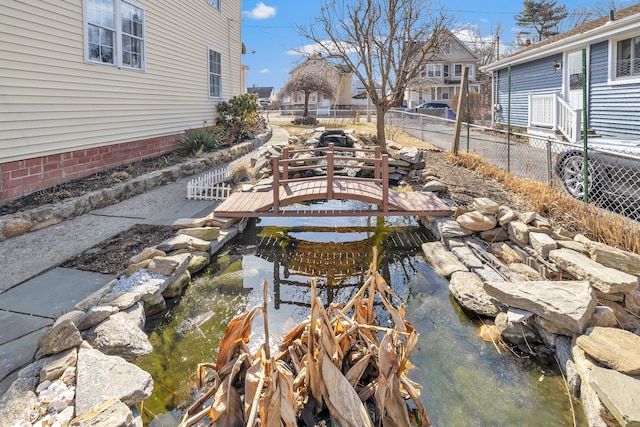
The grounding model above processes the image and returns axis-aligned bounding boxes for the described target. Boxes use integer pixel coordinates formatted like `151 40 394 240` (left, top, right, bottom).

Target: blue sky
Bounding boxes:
240 0 635 91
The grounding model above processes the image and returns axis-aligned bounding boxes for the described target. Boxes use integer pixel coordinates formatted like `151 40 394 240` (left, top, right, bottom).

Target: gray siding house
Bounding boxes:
482 4 640 143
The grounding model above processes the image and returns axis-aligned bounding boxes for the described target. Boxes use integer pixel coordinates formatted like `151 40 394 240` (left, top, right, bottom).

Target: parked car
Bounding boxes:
414 102 456 120
555 139 640 217
414 102 450 110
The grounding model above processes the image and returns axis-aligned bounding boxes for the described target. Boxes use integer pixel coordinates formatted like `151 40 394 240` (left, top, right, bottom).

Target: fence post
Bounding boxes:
282 147 289 180
546 138 553 186
382 154 389 212
327 143 334 200
421 114 424 142
451 66 469 154
272 155 280 213
375 146 381 180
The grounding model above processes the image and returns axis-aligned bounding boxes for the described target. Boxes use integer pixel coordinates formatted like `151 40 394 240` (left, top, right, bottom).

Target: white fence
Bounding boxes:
186 151 255 201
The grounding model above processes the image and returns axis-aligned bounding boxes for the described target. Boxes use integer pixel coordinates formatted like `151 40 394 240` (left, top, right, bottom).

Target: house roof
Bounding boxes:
482 3 640 72
247 86 274 98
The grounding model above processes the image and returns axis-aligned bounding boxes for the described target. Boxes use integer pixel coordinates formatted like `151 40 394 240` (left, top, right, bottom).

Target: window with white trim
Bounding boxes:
453 64 474 78
209 49 222 98
615 35 640 79
427 64 442 78
444 43 451 55
85 0 145 69
208 0 221 10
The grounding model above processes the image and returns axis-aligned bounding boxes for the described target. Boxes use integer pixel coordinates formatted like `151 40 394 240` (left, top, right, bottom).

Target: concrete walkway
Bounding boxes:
0 125 289 397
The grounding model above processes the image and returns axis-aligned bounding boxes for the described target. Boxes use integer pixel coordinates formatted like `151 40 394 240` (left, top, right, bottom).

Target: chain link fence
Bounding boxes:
386 109 640 220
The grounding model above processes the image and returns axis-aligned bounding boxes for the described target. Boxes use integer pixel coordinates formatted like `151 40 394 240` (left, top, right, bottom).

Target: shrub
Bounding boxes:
216 93 260 142
291 116 318 126
176 126 225 156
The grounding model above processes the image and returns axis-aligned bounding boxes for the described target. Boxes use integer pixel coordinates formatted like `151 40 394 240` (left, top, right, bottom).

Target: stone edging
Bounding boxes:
0 128 273 241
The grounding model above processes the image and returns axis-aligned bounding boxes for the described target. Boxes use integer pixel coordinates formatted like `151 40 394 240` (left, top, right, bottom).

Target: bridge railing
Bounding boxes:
271 143 389 213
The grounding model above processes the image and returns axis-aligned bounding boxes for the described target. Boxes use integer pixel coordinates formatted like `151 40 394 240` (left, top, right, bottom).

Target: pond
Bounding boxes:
137 200 583 426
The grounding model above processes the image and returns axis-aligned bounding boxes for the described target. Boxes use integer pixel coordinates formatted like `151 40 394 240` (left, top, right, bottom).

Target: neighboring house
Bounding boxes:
405 29 481 109
481 4 640 142
281 54 353 114
247 86 277 106
0 0 243 204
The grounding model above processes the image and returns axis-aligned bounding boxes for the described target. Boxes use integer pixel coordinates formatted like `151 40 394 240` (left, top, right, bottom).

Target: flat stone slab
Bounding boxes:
576 327 640 375
483 280 597 333
140 199 218 226
422 242 469 278
0 268 113 318
589 366 640 427
0 310 52 346
549 248 638 294
0 326 49 386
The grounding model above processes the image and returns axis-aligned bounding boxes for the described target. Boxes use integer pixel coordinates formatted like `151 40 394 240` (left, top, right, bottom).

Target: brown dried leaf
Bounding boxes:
208 377 244 427
320 348 374 427
345 352 371 387
216 307 262 370
375 332 410 427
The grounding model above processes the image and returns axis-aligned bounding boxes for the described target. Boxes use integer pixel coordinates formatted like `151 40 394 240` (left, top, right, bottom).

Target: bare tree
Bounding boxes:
281 71 335 117
566 1 628 29
298 0 449 152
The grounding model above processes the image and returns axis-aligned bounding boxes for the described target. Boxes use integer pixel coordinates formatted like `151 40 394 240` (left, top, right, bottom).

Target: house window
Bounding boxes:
427 64 442 78
453 64 474 78
85 0 145 70
443 64 449 78
207 0 221 10
209 49 222 98
444 43 451 55
615 35 640 78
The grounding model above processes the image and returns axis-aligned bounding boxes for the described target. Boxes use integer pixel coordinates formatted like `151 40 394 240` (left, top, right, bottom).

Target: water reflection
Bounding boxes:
137 202 582 426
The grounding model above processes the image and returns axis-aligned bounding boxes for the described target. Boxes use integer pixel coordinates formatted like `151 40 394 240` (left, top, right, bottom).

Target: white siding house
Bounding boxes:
0 0 243 203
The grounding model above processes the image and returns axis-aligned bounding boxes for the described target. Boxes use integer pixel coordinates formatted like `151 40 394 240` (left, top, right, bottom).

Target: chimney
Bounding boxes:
609 10 615 21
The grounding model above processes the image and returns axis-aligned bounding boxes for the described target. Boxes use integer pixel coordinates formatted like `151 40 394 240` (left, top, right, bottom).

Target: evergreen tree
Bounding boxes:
515 0 568 42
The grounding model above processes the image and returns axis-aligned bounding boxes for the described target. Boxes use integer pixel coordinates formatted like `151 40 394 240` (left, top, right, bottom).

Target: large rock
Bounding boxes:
0 379 39 426
470 198 500 215
436 219 474 239
479 227 509 242
549 248 638 294
488 242 522 264
38 319 83 357
572 345 615 427
448 271 506 317
449 246 483 269
156 234 211 252
421 242 468 278
529 232 557 258
495 310 539 346
84 312 152 361
71 397 136 427
129 247 165 265
76 305 120 330
456 211 497 231
507 221 529 247
588 366 640 427
497 206 517 226
2 218 33 238
40 348 78 382
75 348 153 416
575 234 640 276
177 226 220 241
483 280 597 333
576 327 640 375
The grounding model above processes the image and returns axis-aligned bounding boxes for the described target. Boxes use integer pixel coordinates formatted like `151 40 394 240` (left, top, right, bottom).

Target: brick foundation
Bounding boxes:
0 133 180 205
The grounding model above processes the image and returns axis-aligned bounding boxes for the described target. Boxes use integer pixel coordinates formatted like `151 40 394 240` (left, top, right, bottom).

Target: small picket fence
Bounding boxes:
186 152 255 201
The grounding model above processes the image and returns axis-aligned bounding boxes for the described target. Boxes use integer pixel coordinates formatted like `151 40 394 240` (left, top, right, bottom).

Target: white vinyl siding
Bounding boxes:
0 0 243 164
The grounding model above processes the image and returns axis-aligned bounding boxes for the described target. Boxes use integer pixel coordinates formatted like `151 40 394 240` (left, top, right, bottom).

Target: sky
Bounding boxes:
240 0 636 91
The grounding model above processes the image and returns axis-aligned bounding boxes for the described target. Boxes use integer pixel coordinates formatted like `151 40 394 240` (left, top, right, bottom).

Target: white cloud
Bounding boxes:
243 2 276 20
259 68 270 74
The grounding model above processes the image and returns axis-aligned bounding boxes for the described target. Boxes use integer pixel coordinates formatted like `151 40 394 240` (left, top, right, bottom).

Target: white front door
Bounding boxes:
566 50 586 109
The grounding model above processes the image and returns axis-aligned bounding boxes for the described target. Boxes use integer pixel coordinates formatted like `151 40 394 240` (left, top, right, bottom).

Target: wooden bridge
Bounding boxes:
214 143 453 218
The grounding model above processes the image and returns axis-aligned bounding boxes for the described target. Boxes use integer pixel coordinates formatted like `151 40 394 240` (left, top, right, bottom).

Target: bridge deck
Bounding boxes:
214 178 452 217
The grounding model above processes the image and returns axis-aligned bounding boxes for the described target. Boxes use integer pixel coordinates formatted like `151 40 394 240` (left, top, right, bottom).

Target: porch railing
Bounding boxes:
528 91 581 143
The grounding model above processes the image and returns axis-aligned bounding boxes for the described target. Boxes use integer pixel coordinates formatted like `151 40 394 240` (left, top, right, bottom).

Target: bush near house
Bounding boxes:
216 93 260 143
